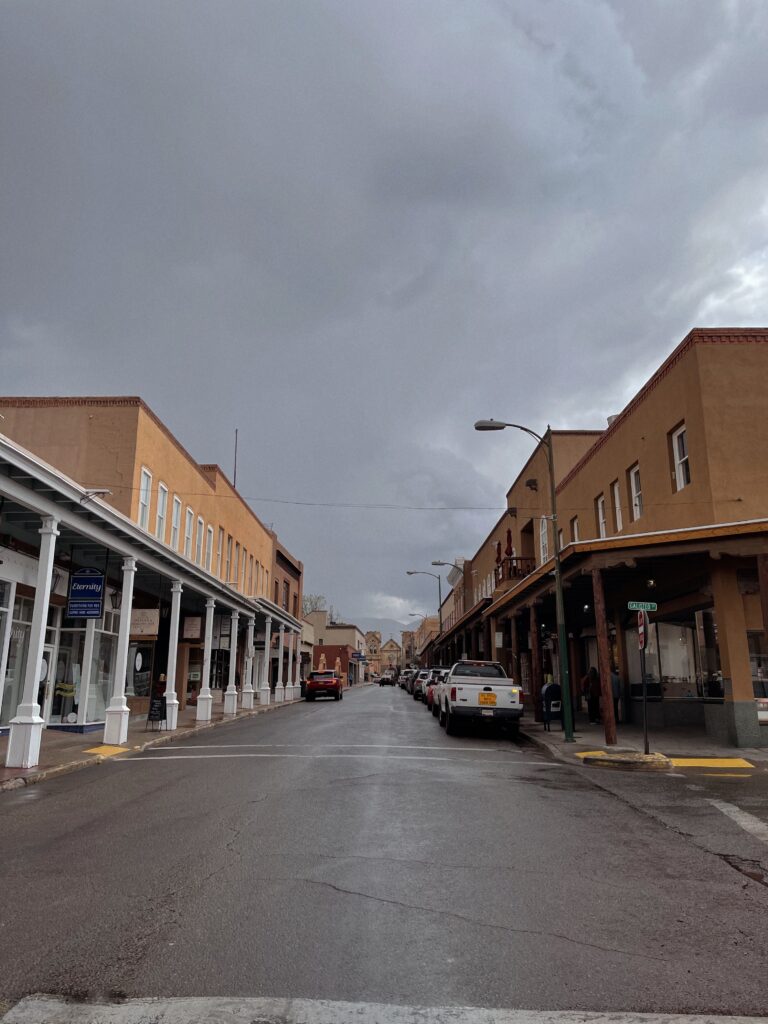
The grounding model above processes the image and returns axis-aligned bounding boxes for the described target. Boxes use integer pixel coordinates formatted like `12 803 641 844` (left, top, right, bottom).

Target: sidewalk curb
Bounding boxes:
521 727 673 771
0 697 303 795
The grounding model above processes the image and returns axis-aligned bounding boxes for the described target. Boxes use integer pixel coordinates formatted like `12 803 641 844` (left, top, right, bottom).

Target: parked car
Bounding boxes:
379 671 395 686
402 669 415 691
426 669 447 712
436 660 523 736
305 671 344 701
412 669 431 701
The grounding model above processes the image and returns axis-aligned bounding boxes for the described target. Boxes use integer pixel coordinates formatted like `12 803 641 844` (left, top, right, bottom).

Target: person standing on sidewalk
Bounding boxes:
611 668 621 725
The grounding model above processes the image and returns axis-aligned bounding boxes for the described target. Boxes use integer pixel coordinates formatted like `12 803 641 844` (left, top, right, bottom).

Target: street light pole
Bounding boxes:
474 419 574 742
405 570 443 634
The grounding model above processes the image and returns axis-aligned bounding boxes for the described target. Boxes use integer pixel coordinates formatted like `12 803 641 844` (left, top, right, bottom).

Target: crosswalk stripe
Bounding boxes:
4 997 766 1024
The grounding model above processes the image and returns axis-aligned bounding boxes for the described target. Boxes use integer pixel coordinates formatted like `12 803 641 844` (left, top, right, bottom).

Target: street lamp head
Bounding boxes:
431 561 445 567
406 570 416 576
474 419 507 432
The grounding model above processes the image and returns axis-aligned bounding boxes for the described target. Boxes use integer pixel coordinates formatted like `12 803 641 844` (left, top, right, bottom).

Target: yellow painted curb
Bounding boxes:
669 757 754 769
84 744 127 757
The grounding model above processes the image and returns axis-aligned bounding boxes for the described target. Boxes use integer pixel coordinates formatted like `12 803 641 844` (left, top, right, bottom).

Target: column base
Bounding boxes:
258 687 271 706
104 704 130 746
241 689 255 710
705 699 767 747
196 692 214 722
223 690 239 715
6 715 45 769
274 687 284 703
164 697 179 731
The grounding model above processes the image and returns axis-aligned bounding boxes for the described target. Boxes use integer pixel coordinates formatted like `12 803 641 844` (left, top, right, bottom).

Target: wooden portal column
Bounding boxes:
591 568 617 745
510 614 520 684
758 555 768 639
529 603 543 722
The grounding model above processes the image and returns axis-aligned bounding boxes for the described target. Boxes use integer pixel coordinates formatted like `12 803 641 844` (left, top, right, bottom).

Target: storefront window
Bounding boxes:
1 596 33 726
626 610 723 701
656 622 698 699
53 629 86 723
89 630 117 721
749 633 768 699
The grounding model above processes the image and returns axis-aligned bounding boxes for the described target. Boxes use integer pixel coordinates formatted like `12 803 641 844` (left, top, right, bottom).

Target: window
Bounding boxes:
596 494 607 538
570 516 580 542
274 580 279 604
205 526 214 571
225 535 232 581
629 464 643 520
155 483 168 540
138 468 152 530
248 556 254 594
557 529 563 551
672 424 691 490
241 549 248 592
234 543 240 586
283 581 290 610
170 496 182 549
611 480 623 532
184 508 194 558
195 517 204 564
293 594 298 618
539 517 549 564
217 528 224 576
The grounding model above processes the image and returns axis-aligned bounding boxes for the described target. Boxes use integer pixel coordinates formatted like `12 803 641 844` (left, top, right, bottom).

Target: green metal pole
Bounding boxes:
545 426 574 742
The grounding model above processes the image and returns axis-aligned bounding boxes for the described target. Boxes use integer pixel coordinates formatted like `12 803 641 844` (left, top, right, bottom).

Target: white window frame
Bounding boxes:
155 482 168 541
672 424 691 491
571 516 580 542
170 495 182 550
539 516 549 564
217 527 224 577
611 480 623 532
205 525 214 571
629 464 643 521
225 535 233 581
248 555 254 595
195 516 204 565
557 529 563 551
184 507 194 558
596 494 607 539
234 542 240 586
138 467 152 531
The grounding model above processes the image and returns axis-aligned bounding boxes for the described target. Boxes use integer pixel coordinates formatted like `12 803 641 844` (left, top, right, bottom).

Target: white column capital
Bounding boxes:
279 623 285 635
206 597 216 610
247 614 256 628
40 516 60 537
231 609 240 624
122 556 137 574
171 580 183 595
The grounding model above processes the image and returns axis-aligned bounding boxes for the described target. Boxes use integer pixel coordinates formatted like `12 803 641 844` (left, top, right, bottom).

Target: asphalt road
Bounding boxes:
2 685 768 1015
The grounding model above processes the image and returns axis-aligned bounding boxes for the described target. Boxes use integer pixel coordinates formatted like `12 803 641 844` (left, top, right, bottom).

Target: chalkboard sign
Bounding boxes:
147 695 167 728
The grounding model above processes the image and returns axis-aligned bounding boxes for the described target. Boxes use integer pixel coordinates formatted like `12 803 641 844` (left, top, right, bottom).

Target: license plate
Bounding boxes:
481 709 494 717
478 692 496 706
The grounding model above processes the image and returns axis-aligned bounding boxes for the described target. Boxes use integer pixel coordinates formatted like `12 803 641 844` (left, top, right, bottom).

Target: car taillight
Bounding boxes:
450 686 456 701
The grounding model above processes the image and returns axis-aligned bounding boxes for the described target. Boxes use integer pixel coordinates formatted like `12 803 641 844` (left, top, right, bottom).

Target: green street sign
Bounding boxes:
628 600 657 612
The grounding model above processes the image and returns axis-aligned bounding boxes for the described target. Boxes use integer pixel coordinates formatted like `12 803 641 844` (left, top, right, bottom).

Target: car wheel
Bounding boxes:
334 691 340 701
508 721 520 740
306 694 314 702
432 702 439 717
340 690 344 700
438 702 446 727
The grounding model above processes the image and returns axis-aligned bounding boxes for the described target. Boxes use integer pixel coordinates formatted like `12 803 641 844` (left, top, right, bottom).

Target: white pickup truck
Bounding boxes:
436 660 524 737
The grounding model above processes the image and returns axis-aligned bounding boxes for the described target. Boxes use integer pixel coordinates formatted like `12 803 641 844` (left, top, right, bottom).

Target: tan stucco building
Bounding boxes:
433 329 768 747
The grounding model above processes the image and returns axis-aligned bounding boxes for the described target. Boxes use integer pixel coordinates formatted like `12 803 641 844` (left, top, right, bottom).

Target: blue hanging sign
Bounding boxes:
67 567 105 619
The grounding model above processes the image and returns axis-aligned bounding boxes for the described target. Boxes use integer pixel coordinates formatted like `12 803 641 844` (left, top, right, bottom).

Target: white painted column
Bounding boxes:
286 630 295 701
241 615 255 709
6 517 59 768
223 610 240 715
197 598 216 721
76 618 97 726
103 556 137 746
164 581 183 730
274 625 286 702
294 631 302 696
259 616 272 705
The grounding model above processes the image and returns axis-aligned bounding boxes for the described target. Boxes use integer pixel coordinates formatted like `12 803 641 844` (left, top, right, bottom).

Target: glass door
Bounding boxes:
39 645 56 721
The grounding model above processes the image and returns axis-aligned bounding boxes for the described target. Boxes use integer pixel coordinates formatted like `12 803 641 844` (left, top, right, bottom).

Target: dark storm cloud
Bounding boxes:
2 0 768 620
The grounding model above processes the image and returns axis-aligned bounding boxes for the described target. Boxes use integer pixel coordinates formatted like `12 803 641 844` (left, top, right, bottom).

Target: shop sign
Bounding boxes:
67 568 104 619
130 608 160 636
183 616 202 640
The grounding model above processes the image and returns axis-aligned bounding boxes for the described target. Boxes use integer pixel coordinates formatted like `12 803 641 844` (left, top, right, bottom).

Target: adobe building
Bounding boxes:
434 329 768 747
305 610 366 684
0 397 304 768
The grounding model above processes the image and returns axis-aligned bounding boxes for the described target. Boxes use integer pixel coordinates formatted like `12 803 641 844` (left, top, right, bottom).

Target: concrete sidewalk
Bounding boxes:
522 717 768 768
0 691 303 792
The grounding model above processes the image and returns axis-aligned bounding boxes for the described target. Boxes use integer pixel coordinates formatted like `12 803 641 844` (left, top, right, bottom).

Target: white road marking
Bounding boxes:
126 752 564 766
708 798 768 845
4 996 767 1024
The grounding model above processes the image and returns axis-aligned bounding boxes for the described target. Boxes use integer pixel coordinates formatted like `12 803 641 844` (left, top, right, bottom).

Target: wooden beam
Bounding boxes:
591 568 617 745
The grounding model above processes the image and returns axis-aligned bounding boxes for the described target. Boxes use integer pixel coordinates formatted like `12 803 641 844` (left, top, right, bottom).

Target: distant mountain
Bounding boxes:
352 617 411 641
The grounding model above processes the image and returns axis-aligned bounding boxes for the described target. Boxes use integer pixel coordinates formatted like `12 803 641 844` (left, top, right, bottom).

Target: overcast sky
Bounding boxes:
2 0 768 624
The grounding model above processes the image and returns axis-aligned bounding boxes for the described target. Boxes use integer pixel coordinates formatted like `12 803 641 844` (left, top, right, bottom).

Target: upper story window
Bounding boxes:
671 424 691 491
248 555 254 595
205 525 214 571
293 593 299 618
217 527 224 577
283 581 290 610
138 468 152 530
170 496 182 550
155 483 168 541
195 516 204 565
557 529 563 551
225 535 233 581
539 516 549 564
242 549 248 591
629 463 643 520
611 480 623 532
570 516 580 542
184 507 194 558
596 494 607 539
274 579 279 604
234 542 241 586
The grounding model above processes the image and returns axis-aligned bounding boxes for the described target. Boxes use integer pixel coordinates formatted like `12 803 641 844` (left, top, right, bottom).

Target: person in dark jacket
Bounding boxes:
542 678 562 732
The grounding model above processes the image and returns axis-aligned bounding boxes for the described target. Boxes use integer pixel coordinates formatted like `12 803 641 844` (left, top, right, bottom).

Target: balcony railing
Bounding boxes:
494 556 536 587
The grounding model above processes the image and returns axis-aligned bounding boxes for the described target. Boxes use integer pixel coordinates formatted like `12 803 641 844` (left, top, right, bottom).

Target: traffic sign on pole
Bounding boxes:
637 610 648 650
628 600 657 612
